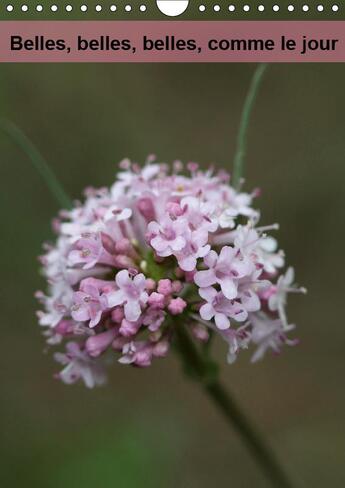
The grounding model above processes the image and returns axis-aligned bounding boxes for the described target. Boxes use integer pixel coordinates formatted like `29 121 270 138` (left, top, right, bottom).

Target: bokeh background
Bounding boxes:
0 63 344 487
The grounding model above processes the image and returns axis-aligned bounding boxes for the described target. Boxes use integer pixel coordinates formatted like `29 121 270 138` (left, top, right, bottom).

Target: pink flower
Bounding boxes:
221 325 251 363
268 267 306 327
71 283 108 328
118 341 153 367
37 160 304 386
119 318 142 337
234 225 260 254
219 191 259 229
250 313 298 362
166 201 184 218
233 226 284 274
236 270 269 314
54 342 106 388
194 247 252 299
68 232 114 269
142 308 166 331
119 338 169 367
79 277 115 294
176 229 211 272
180 196 218 233
257 236 285 274
199 287 247 330
103 206 132 223
37 290 73 328
106 270 148 322
147 216 187 257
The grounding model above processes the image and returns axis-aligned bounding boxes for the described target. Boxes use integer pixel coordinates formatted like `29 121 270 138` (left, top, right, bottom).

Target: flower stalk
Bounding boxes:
174 322 295 488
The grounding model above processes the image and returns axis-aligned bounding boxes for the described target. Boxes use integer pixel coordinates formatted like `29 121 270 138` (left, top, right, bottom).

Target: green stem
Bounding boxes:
174 323 295 488
0 119 72 209
232 64 268 190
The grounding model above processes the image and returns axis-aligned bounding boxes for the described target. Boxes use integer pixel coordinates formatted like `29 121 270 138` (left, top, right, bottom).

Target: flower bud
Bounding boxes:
168 298 187 315
85 328 117 358
157 279 173 296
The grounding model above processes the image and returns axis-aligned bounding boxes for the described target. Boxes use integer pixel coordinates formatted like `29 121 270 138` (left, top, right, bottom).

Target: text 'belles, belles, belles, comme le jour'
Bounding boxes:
10 35 339 56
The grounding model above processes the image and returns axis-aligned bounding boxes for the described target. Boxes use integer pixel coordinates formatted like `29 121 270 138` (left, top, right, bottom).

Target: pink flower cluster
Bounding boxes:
36 159 306 387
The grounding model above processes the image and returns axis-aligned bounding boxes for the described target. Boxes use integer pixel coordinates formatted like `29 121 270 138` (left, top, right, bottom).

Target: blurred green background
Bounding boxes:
0 63 344 487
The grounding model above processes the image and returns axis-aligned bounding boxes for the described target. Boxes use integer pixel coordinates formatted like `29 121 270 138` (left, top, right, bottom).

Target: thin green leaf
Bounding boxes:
1 119 72 209
232 63 268 190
